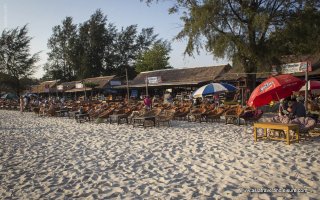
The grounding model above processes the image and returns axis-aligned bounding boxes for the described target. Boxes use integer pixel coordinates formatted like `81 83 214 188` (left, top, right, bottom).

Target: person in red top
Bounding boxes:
144 96 152 110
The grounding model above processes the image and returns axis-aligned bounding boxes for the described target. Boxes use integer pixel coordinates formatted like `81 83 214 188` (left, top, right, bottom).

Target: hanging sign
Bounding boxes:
281 62 312 74
145 76 162 84
57 85 64 90
75 83 83 88
110 80 121 86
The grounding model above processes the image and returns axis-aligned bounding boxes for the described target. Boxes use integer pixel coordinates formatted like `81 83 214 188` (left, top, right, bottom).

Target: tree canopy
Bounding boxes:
45 17 78 82
0 25 39 93
135 41 171 72
142 0 320 89
44 9 168 81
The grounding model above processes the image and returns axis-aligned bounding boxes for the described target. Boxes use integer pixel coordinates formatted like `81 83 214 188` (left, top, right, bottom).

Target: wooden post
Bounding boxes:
146 76 149 96
55 80 58 97
125 68 130 104
305 70 308 112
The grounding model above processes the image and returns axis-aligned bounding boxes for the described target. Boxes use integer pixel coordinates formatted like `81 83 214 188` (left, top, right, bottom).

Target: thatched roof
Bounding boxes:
56 81 80 92
31 80 59 94
128 65 231 88
215 65 248 81
31 76 117 93
83 76 115 89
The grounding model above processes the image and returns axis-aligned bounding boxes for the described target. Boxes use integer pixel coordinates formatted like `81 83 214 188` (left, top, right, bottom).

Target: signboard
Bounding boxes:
75 83 83 89
281 62 312 74
57 85 64 91
145 76 162 84
110 80 121 86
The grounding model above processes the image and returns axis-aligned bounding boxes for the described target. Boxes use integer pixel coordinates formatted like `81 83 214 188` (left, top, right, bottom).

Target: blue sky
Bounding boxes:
0 0 229 78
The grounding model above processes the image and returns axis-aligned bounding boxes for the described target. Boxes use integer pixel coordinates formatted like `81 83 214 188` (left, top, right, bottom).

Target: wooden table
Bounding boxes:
109 114 128 124
133 116 156 128
75 113 91 123
55 109 69 117
253 122 299 145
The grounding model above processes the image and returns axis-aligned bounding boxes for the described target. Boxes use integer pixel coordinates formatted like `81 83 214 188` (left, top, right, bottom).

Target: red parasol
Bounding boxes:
299 80 320 91
247 74 305 107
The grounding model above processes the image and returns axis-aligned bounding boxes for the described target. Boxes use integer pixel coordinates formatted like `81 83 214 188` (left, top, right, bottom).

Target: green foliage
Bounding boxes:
84 82 99 88
45 17 78 82
270 7 320 57
0 25 39 93
45 9 163 81
141 0 320 89
135 41 171 72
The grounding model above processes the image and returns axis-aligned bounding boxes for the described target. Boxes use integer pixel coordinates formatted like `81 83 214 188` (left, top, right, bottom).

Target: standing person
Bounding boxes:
19 96 24 113
214 94 220 107
144 96 152 110
23 95 30 111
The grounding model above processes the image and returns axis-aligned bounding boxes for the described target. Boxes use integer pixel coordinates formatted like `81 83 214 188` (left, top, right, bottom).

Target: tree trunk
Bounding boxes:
15 78 21 95
244 59 257 92
246 73 256 92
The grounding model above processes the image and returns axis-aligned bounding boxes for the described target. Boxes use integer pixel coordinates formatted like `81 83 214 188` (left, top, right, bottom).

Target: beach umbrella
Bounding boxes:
192 83 237 98
1 93 18 100
247 74 305 107
24 93 38 98
299 80 320 91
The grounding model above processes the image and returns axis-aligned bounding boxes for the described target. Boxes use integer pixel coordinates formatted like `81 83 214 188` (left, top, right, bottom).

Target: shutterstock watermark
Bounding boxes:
239 188 308 193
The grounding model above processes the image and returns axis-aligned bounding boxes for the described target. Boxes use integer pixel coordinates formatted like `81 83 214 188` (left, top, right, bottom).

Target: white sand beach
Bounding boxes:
0 110 319 199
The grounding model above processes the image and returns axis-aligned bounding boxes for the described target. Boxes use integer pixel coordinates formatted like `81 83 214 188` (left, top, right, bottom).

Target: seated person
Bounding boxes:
287 100 306 119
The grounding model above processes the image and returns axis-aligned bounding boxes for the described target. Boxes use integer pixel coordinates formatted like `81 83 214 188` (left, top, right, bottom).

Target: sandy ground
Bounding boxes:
0 110 319 199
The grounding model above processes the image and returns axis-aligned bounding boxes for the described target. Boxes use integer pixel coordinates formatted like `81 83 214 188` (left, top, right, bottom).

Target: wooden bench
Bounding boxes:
253 122 299 145
109 114 128 125
75 113 91 123
132 116 156 128
55 109 69 117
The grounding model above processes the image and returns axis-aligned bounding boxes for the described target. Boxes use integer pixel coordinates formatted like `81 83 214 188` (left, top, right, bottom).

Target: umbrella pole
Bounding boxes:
305 73 308 112
276 92 280 101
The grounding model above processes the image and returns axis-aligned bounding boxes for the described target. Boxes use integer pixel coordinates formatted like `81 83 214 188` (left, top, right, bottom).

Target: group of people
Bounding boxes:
19 95 66 114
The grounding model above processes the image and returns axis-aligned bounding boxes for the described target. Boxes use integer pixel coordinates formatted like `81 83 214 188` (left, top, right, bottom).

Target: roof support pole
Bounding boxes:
305 69 308 112
125 68 130 104
146 76 149 96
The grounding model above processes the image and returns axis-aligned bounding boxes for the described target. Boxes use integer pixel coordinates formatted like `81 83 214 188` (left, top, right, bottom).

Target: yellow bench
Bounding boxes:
253 122 299 145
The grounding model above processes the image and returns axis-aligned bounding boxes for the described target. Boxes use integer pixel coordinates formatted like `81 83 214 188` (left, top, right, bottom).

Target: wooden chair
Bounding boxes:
156 109 176 127
240 109 264 125
225 105 245 125
174 106 191 121
204 107 226 123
